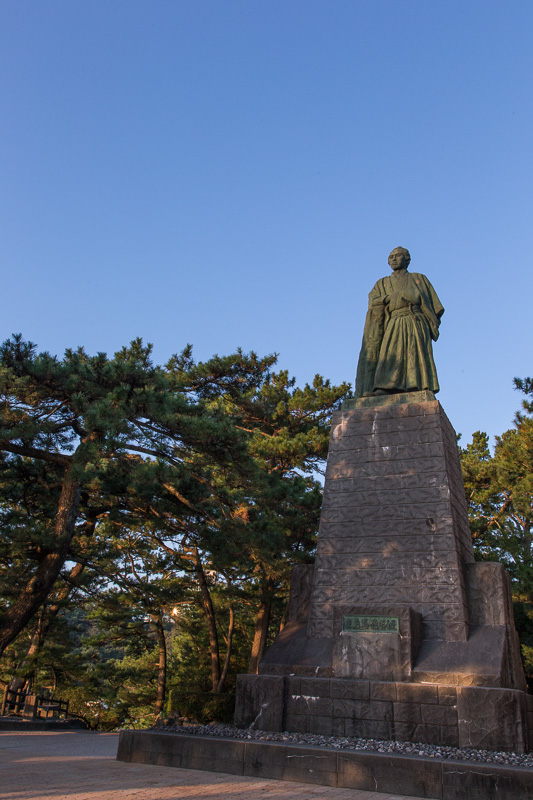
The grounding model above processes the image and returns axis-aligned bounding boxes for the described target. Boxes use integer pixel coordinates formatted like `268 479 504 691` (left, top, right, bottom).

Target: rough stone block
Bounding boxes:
118 732 533 797
286 676 300 694
411 724 443 746
442 760 533 800
329 678 370 700
333 753 376 791
116 731 133 761
364 754 442 797
319 500 453 525
397 683 439 704
392 722 419 743
331 422 444 447
126 733 247 774
311 584 463 607
370 681 398 701
179 734 243 768
457 686 527 752
344 718 393 739
234 675 285 730
333 698 392 722
420 619 464 643
438 686 457 705
420 703 457 727
286 693 332 717
290 664 334 678
393 721 459 748
438 726 460 747
466 562 520 629
394 702 422 724
325 454 449 482
331 605 420 681
245 742 338 786
233 400 528 753
279 765 338 787
258 619 333 673
315 566 461 588
324 469 449 494
306 715 339 736
316 528 457 553
282 713 308 733
316 550 461 572
285 564 314 624
413 627 509 687
339 393 438 415
338 751 442 796
299 677 329 696
305 616 334 639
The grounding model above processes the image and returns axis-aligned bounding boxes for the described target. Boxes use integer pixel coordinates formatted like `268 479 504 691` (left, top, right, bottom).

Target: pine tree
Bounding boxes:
0 336 260 657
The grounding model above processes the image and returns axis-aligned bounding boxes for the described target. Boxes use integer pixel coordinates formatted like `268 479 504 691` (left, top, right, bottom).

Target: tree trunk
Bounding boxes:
248 578 274 674
151 611 167 718
8 607 47 694
0 466 81 657
194 549 221 692
216 605 235 694
9 561 86 692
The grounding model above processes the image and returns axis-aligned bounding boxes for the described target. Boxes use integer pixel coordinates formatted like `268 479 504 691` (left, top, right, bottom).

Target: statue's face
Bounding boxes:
388 249 407 271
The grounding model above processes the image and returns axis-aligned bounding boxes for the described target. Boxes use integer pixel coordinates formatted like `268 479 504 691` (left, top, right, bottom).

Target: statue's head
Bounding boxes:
388 246 411 271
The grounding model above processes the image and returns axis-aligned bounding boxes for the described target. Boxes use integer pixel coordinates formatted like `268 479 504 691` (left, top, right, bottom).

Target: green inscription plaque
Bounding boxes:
343 615 399 633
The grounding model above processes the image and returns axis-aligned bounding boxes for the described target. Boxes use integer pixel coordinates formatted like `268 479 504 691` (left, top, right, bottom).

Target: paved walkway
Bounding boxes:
0 731 427 800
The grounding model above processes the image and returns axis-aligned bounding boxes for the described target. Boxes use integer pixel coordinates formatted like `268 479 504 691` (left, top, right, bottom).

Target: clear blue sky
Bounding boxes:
1 1 532 445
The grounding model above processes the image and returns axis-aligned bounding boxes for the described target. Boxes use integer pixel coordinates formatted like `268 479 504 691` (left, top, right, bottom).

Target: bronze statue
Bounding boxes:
355 247 444 399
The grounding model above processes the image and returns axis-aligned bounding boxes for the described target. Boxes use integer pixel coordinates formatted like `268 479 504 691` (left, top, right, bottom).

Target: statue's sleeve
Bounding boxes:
417 275 444 342
355 281 386 398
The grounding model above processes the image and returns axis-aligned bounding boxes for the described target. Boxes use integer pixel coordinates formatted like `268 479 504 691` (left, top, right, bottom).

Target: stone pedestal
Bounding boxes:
234 394 532 752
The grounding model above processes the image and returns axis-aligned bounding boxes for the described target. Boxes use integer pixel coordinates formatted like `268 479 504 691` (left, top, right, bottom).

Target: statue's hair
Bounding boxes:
389 246 411 266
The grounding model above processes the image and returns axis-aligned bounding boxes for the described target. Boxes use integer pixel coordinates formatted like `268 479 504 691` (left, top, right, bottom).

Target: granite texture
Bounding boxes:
234 675 285 731
331 605 421 681
457 686 527 752
308 400 472 643
233 399 530 753
117 730 533 799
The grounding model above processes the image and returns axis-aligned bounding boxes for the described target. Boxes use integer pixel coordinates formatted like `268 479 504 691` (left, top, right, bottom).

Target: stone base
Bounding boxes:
234 398 530 753
116 730 533 800
344 390 437 409
235 674 532 753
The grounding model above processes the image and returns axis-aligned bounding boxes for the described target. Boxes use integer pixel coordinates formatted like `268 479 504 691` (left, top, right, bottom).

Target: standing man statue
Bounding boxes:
355 247 444 399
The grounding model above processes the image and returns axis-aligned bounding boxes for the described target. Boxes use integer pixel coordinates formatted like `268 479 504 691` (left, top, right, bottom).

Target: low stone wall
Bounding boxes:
116 731 533 800
0 717 88 730
235 675 531 752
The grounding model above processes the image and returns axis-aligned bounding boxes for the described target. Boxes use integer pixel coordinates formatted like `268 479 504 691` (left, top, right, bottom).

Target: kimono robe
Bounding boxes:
355 270 444 399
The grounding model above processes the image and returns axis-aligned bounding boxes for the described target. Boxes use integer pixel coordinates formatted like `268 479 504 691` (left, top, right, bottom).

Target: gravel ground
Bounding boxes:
153 721 533 769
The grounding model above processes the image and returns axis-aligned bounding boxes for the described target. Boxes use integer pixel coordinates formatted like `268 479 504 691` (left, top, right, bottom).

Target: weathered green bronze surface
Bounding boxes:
342 614 400 633
343 389 435 410
355 247 444 399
